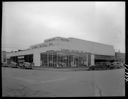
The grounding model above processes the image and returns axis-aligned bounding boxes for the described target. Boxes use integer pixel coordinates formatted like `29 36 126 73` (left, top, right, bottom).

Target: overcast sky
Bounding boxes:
2 2 125 52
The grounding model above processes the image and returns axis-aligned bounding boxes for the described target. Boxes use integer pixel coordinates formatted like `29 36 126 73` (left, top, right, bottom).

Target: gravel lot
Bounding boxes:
2 67 125 97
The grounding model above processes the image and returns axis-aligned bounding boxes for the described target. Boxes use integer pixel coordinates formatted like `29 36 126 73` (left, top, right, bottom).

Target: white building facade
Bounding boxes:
6 37 115 67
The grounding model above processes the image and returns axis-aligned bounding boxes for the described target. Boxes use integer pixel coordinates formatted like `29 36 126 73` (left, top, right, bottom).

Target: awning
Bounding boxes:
95 55 115 60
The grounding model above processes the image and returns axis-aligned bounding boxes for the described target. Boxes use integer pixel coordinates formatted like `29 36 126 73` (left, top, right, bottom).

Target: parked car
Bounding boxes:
24 62 33 69
18 62 25 68
88 63 110 70
111 62 124 69
9 61 18 68
2 62 8 67
88 65 96 70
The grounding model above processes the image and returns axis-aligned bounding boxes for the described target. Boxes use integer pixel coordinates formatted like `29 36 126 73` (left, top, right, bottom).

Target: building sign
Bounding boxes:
31 42 55 49
30 37 70 49
45 38 56 42
45 37 69 43
18 56 24 59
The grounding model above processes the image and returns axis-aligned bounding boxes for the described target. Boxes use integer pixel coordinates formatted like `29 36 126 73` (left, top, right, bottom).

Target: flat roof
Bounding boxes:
7 37 115 57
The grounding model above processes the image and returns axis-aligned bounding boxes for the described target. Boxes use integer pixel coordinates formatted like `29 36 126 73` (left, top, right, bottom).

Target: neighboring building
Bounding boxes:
115 52 125 63
2 51 7 63
6 37 115 67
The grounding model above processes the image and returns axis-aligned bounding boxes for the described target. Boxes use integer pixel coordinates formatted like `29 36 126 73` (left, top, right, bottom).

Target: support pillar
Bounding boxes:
86 54 88 66
91 54 95 66
33 52 40 66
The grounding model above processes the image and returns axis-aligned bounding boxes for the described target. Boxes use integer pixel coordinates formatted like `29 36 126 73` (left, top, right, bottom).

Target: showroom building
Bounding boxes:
6 37 115 67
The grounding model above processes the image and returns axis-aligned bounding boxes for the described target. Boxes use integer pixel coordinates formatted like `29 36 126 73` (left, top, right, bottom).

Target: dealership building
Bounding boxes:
6 37 115 67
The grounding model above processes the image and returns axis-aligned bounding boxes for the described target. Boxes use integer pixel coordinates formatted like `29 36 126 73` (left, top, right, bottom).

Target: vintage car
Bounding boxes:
18 62 33 69
18 62 25 68
9 61 18 68
23 62 33 69
110 62 124 69
2 62 8 67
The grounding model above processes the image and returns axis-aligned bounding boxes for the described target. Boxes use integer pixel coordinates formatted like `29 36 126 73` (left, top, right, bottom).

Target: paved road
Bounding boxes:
2 67 125 97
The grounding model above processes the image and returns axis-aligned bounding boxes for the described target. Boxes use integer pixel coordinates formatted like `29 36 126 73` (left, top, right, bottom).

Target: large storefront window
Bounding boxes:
41 53 47 67
40 50 88 68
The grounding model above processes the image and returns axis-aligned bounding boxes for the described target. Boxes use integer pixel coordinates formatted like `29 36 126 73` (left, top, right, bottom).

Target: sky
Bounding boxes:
2 2 125 53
